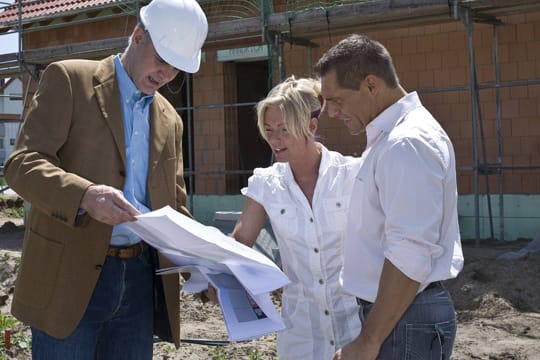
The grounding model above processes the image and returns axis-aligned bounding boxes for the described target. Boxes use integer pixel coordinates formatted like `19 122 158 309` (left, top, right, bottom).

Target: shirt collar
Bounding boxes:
282 142 331 183
317 143 332 176
366 91 422 144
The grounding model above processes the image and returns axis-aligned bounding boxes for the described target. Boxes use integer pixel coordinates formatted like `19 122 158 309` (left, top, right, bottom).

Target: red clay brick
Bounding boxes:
425 52 442 70
504 137 522 155
502 174 522 193
432 68 451 88
458 52 470 68
517 60 536 80
501 99 519 118
522 174 540 193
410 54 427 71
498 25 517 44
526 41 540 61
478 27 494 48
527 117 540 135
520 136 540 155
516 23 535 42
408 26 425 36
449 68 468 87
417 35 433 53
432 33 449 51
500 63 518 81
448 31 467 50
508 43 528 62
528 84 540 97
402 37 417 55
457 174 473 194
496 43 509 63
443 91 460 104
440 22 459 33
475 47 493 65
479 100 497 120
510 86 529 99
441 50 459 68
383 38 403 56
519 98 538 117
477 64 495 83
400 71 418 90
424 23 441 34
511 118 529 136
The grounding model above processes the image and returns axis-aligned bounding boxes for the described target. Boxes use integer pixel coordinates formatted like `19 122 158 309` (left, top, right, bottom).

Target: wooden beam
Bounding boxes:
22 37 128 65
267 0 452 40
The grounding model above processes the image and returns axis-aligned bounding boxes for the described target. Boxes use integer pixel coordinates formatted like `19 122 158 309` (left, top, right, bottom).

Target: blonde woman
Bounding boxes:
231 76 362 359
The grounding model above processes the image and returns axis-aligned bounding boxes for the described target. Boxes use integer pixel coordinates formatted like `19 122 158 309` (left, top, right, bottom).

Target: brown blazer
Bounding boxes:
5 56 189 347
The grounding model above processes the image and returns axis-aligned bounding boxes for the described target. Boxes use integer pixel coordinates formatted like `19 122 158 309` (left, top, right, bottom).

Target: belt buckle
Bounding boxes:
108 242 145 259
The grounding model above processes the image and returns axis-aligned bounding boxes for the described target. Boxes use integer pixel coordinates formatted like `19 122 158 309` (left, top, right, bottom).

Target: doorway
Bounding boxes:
236 61 271 188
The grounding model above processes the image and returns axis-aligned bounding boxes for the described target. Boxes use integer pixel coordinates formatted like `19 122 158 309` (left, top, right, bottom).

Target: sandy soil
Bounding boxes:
1 206 539 359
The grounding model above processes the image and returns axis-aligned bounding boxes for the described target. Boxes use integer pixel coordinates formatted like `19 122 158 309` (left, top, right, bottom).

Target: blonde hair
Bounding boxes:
256 76 322 141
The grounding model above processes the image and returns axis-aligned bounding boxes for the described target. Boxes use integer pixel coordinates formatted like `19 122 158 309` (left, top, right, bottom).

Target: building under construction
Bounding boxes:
0 0 539 241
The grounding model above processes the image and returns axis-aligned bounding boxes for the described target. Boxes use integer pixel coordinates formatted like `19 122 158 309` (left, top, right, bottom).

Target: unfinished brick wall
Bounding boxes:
192 51 245 194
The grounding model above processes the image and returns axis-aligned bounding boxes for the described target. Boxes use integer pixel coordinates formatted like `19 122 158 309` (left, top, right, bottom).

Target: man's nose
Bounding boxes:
323 102 339 118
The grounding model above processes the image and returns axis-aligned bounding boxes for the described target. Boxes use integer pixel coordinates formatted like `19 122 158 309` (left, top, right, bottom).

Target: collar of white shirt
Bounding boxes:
365 91 423 148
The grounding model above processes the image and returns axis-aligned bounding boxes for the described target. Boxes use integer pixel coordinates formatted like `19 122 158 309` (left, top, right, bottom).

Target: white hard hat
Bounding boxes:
140 0 208 73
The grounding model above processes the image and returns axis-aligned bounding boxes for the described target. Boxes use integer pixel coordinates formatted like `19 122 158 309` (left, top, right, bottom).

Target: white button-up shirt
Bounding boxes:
342 92 464 303
243 144 362 360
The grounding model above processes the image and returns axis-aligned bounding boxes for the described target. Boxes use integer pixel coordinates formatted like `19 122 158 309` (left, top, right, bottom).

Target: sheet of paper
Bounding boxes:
126 205 290 294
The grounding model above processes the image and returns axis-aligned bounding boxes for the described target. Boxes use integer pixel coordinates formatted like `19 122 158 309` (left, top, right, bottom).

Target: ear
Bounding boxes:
132 27 146 46
309 117 318 135
364 74 378 95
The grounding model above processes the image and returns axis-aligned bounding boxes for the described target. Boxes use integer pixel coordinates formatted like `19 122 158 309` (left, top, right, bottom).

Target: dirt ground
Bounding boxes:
1 203 539 359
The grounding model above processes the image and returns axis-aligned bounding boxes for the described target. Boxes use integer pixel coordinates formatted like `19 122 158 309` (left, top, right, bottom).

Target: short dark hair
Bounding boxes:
314 34 400 90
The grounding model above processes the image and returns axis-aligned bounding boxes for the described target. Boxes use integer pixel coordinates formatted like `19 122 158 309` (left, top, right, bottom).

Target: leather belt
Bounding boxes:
107 242 149 259
356 281 441 306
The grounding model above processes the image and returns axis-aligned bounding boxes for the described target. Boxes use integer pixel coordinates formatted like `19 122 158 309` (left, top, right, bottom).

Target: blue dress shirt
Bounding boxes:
110 55 154 246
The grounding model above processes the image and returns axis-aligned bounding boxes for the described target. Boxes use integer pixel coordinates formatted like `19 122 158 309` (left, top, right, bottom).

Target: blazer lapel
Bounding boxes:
93 56 126 167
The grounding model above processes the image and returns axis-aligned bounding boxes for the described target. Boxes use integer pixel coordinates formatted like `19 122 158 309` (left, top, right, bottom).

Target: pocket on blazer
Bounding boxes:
16 229 64 309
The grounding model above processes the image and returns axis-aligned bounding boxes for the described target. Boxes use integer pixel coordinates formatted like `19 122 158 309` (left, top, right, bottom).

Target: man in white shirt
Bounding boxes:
314 34 464 360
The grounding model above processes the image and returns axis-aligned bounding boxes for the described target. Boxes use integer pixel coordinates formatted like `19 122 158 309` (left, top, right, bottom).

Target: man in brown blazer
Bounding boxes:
4 0 207 358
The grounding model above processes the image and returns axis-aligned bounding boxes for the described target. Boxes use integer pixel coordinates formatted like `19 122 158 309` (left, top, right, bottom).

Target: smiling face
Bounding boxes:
121 26 180 95
320 69 377 136
262 104 313 163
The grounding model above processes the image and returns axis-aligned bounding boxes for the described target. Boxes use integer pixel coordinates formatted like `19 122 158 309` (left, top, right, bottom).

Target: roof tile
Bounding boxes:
0 0 120 25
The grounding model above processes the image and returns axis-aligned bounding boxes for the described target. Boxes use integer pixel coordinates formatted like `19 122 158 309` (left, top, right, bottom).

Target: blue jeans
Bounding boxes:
32 249 154 360
360 282 457 360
